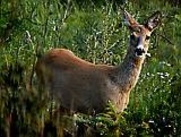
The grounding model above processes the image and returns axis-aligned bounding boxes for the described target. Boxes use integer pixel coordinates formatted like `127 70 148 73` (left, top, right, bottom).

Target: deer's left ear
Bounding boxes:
123 10 139 27
145 11 162 31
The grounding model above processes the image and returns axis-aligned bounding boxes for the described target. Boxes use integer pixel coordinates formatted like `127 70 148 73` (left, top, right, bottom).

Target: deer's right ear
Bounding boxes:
123 10 139 27
145 11 162 31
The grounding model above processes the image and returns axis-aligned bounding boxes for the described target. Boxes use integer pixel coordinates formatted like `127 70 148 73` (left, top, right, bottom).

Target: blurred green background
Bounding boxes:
0 0 181 136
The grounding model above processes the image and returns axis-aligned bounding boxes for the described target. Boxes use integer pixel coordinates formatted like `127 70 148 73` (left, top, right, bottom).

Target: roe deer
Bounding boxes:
35 10 161 114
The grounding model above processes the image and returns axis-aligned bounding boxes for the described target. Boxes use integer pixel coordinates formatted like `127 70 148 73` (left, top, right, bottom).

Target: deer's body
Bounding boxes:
36 10 161 114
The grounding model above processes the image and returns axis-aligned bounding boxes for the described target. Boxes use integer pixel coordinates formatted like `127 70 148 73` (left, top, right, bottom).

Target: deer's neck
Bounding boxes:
115 49 146 92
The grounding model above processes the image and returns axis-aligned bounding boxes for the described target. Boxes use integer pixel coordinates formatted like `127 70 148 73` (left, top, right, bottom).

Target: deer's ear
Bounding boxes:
123 10 139 27
145 11 162 31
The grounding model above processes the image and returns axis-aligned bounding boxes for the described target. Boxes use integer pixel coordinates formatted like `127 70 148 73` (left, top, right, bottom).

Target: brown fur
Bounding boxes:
35 10 161 114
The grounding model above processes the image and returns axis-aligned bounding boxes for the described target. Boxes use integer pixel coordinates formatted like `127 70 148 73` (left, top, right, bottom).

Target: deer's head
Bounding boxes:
124 10 162 58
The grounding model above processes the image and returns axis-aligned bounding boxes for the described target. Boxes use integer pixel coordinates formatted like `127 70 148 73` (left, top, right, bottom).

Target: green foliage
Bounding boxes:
0 0 181 136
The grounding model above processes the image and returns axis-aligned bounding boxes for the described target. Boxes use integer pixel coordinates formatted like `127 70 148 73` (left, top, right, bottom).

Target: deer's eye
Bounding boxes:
130 33 139 46
130 33 137 41
145 35 150 40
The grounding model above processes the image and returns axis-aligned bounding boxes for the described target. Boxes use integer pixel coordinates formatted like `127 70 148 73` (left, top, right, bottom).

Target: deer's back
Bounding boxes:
36 49 127 113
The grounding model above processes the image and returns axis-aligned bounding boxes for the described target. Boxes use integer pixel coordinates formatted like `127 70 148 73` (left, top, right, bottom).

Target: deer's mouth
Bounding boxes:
135 47 145 57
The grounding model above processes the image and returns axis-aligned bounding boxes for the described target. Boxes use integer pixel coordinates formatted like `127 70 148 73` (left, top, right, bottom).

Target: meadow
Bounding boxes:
0 0 181 136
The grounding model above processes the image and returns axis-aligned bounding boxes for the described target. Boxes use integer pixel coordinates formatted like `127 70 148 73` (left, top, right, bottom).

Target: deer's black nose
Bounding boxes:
135 48 145 56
